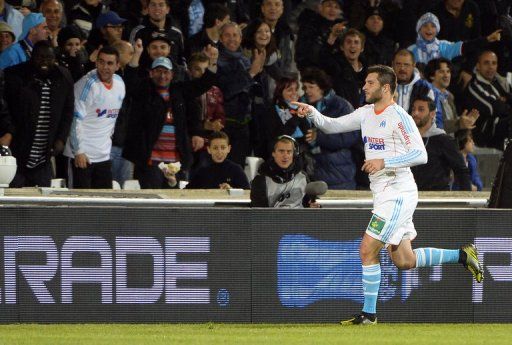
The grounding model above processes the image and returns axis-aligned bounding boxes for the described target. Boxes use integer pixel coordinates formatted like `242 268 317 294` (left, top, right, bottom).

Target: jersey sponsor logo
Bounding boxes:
364 136 385 150
397 122 411 145
367 214 386 235
96 108 120 119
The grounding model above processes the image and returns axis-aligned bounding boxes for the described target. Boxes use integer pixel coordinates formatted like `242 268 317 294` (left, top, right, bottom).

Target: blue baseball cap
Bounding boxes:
21 13 46 39
151 57 173 70
95 11 127 29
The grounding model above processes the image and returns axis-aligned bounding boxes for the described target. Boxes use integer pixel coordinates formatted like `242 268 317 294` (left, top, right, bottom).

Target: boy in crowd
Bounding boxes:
186 131 249 189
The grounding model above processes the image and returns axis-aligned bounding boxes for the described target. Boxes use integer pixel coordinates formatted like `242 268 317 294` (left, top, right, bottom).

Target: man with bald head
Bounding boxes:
40 0 64 47
464 50 512 149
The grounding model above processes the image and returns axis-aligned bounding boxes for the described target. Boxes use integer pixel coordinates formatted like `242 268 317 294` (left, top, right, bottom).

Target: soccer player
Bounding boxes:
292 65 484 325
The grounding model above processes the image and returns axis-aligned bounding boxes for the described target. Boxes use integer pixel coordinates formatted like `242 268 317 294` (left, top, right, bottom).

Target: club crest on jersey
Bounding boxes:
379 120 386 128
96 108 120 119
364 136 385 150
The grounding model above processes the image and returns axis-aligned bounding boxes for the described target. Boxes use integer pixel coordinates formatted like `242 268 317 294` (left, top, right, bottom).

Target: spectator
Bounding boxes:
123 51 218 189
347 0 400 39
69 0 108 38
187 131 249 189
250 135 319 208
0 13 49 69
454 129 483 191
40 0 65 47
129 0 185 66
187 51 226 169
324 28 367 109
424 57 479 134
86 10 127 54
216 22 262 167
261 74 313 169
64 46 126 189
300 67 360 190
260 0 295 74
56 25 86 82
0 22 15 53
0 0 23 40
408 12 501 66
203 0 249 25
410 96 471 191
392 49 440 125
185 3 230 60
1 41 74 187
463 50 512 150
295 0 345 71
396 0 439 48
432 0 482 42
360 8 395 67
242 18 283 157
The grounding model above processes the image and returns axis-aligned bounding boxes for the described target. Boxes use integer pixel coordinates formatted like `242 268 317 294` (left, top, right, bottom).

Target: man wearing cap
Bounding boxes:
64 46 126 188
0 0 23 40
123 47 218 189
129 0 185 66
0 22 15 53
85 10 126 54
0 12 49 69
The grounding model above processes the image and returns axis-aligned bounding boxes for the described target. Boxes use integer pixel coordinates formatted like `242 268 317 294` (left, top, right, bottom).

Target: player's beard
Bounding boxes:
366 88 382 104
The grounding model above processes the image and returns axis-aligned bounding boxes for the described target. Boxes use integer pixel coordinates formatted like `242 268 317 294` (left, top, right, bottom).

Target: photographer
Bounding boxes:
250 135 320 208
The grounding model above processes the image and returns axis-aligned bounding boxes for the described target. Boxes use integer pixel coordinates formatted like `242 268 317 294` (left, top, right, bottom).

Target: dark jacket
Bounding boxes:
323 52 367 109
69 1 108 38
216 45 253 125
432 0 481 41
308 91 360 190
122 70 216 171
2 62 74 166
361 27 396 67
129 15 185 66
187 159 250 189
295 8 342 71
185 28 219 60
250 159 309 208
411 130 472 191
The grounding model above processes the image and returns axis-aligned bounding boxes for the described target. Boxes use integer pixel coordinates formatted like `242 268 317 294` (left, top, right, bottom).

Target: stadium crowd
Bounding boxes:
0 0 510 192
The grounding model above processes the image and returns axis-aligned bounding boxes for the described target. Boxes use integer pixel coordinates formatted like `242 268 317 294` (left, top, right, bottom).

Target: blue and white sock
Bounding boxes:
362 263 381 314
414 248 460 268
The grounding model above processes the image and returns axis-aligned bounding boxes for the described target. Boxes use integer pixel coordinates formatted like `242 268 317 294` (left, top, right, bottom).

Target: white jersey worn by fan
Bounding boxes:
64 69 126 163
308 103 427 246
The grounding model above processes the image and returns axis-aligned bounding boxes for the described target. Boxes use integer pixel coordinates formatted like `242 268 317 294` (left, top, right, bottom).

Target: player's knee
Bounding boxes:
393 257 416 270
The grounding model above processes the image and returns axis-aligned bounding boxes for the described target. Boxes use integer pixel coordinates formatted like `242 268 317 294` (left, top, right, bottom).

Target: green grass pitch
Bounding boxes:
0 324 510 345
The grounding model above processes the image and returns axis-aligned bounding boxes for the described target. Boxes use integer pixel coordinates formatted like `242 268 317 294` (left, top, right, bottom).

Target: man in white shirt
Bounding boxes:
64 46 126 188
293 64 483 325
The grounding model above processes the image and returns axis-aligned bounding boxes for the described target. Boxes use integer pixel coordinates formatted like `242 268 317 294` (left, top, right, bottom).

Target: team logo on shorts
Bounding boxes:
367 214 386 235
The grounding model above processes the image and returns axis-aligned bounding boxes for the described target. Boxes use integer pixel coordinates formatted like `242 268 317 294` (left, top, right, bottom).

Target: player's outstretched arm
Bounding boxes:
290 101 362 134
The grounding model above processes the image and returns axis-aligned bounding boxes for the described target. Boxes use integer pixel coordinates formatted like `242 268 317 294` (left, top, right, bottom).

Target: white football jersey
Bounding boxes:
308 103 427 192
64 69 126 163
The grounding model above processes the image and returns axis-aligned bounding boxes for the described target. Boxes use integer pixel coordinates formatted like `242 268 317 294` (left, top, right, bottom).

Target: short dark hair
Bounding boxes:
393 49 415 64
32 40 55 59
413 95 436 112
273 73 299 104
424 57 452 82
204 3 230 28
98 45 120 62
455 129 473 150
208 131 229 144
188 52 210 66
367 65 397 94
300 67 332 92
341 28 366 47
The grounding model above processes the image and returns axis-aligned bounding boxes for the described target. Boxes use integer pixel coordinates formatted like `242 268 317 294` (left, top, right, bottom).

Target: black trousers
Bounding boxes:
71 159 112 189
10 161 53 188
